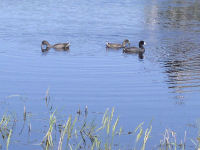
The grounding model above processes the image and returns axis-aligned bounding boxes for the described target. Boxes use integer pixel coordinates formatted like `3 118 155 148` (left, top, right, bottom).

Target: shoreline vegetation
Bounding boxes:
0 106 199 150
0 92 199 150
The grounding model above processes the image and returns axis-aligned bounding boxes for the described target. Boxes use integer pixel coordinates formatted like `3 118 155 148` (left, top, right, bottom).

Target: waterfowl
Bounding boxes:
123 41 146 53
106 39 130 49
41 40 70 51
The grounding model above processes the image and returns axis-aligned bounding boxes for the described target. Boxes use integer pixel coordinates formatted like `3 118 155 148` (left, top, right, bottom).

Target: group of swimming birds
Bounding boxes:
41 39 146 54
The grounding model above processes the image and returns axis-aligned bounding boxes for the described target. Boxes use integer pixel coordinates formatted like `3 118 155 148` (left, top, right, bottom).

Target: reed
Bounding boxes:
0 114 13 150
112 117 119 138
45 87 50 106
6 129 12 150
23 105 26 121
158 129 187 150
41 111 56 149
141 125 152 150
58 115 77 150
0 107 197 150
0 115 10 130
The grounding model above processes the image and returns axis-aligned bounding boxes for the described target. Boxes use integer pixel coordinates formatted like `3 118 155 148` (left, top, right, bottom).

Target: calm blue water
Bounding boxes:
0 0 200 149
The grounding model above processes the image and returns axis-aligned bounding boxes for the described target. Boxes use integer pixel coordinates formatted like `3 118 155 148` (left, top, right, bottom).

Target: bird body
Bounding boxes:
106 39 130 49
123 41 146 53
106 43 124 49
52 43 70 50
123 46 145 53
41 40 70 52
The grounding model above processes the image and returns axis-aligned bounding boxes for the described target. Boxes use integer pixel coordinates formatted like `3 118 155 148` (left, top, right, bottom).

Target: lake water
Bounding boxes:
0 0 200 149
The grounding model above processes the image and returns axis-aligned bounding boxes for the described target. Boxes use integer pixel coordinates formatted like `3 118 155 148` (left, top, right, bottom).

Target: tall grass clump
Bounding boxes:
41 111 56 149
1 106 196 150
58 115 77 150
0 114 13 150
54 107 154 150
159 129 186 150
133 122 152 150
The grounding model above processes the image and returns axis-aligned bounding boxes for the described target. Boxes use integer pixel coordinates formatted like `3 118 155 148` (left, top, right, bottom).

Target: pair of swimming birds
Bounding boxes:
106 39 146 53
41 39 146 53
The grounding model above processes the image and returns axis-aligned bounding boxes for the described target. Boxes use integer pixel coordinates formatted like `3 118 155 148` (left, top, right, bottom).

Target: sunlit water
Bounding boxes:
0 0 200 149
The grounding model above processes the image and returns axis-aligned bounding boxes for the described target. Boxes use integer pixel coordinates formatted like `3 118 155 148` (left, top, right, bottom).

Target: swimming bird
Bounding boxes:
106 39 130 49
123 41 146 53
41 40 70 51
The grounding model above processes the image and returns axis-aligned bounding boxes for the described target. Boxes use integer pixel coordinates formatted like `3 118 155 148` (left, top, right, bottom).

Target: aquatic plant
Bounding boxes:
0 114 13 150
41 111 56 149
6 129 12 150
0 106 198 150
58 115 77 150
159 129 186 150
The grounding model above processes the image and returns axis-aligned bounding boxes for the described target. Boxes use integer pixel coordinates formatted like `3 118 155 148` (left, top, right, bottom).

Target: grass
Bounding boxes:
41 111 56 149
0 107 198 150
39 107 153 150
6 129 12 150
0 114 14 150
39 108 193 150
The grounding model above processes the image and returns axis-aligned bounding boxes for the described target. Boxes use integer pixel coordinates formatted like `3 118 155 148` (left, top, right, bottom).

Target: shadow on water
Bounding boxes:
106 47 145 60
122 52 145 60
138 52 144 59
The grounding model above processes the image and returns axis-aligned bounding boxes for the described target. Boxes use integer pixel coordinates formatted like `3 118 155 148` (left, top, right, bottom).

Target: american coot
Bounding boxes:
106 39 130 49
123 41 146 53
41 40 70 51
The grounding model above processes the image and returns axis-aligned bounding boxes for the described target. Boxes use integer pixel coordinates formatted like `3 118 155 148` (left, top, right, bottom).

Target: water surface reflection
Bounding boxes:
145 0 200 94
146 0 200 31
